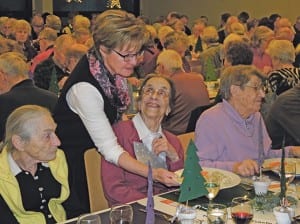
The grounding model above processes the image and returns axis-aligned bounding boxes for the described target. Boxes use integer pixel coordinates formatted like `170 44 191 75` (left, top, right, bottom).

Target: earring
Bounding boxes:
165 108 170 116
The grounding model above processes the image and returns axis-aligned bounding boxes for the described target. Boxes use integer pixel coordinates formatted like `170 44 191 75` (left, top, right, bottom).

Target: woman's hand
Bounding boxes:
233 159 259 176
152 137 179 162
152 168 180 187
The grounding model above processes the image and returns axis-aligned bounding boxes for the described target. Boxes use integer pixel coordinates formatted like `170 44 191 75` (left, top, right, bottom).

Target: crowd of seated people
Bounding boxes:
0 9 300 223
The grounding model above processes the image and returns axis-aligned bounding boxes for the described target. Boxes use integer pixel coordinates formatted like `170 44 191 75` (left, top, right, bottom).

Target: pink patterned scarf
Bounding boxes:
87 47 130 122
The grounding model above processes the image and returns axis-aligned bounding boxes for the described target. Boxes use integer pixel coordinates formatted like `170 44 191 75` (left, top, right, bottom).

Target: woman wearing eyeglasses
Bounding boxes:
102 74 184 206
195 65 300 177
53 10 180 217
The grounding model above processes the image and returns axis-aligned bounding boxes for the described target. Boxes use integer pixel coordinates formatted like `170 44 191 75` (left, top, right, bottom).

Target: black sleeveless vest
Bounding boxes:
53 56 117 152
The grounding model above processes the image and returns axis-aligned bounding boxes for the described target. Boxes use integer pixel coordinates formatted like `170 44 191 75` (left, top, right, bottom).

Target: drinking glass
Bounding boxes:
109 204 133 224
231 197 253 224
77 214 101 224
204 175 220 203
207 203 227 224
177 205 197 224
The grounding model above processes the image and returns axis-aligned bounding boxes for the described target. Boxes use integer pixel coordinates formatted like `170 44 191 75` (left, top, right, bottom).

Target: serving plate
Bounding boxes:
263 158 300 177
175 167 241 189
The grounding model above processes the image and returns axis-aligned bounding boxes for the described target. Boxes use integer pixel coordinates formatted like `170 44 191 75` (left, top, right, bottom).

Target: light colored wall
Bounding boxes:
32 0 53 14
141 0 300 27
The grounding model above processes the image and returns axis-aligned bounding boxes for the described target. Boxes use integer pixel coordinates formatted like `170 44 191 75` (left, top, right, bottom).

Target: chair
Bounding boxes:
177 132 195 159
84 148 109 212
186 103 215 132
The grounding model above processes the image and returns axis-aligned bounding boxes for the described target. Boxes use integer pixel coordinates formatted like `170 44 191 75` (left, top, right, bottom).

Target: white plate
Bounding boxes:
263 158 300 177
175 167 241 189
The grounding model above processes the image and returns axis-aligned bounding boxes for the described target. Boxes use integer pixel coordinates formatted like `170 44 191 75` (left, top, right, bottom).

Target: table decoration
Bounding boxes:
273 206 294 224
145 162 154 224
178 140 208 203
252 134 297 215
253 177 270 195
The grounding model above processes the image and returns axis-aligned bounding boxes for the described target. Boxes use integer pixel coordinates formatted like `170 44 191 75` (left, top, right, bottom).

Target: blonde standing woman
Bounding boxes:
54 10 179 217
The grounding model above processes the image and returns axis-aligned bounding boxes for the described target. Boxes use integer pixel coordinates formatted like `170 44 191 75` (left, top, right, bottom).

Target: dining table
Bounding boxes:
58 169 300 224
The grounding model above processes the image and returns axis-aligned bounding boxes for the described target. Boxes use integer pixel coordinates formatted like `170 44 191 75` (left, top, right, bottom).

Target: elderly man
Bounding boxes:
30 27 57 75
195 65 300 176
0 52 57 141
164 31 191 72
30 14 44 41
265 84 300 148
188 18 207 58
33 34 76 95
156 49 210 134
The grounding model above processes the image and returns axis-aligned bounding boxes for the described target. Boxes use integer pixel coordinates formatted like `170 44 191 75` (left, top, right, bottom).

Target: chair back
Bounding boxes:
186 103 215 132
84 148 109 212
177 132 195 159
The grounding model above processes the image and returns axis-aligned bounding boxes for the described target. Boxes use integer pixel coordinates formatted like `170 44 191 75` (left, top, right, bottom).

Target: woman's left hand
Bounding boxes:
152 137 179 162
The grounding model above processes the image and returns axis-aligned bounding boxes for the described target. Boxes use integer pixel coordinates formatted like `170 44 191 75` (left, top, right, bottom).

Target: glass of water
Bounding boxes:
109 204 133 224
77 214 101 224
207 203 227 224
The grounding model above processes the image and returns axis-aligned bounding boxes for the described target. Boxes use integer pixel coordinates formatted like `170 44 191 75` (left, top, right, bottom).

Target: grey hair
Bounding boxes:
1 105 52 153
266 39 295 63
0 52 28 78
220 65 265 100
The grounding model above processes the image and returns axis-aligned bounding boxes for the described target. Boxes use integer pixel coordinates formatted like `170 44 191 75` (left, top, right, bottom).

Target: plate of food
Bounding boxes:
175 167 241 189
263 158 300 177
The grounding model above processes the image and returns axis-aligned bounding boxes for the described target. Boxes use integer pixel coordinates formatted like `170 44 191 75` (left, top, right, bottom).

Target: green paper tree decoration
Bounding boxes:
178 140 208 202
204 58 217 82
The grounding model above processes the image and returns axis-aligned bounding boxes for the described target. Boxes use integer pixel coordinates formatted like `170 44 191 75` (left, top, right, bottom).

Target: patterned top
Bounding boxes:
268 67 300 95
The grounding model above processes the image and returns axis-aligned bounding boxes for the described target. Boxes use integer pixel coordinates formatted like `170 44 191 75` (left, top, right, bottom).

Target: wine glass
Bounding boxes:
231 196 253 224
204 175 221 203
109 204 133 224
77 214 101 224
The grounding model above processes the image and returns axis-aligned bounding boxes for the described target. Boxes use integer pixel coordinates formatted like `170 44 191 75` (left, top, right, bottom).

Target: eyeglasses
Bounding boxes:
244 83 265 92
112 49 144 62
142 86 169 98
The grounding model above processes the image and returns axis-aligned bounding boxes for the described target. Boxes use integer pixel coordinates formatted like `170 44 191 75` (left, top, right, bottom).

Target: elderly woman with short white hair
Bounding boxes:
195 65 300 177
0 105 74 223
